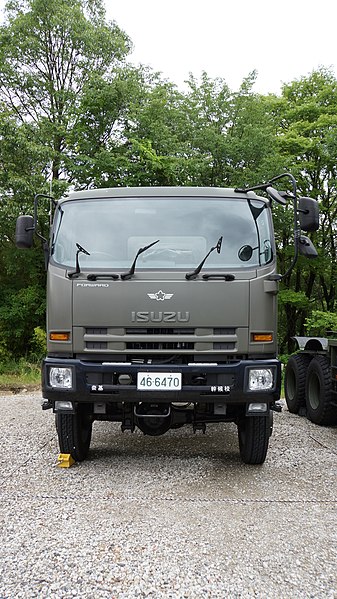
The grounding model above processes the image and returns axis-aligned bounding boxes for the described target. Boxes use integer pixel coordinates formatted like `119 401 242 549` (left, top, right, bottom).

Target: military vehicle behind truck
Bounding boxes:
16 173 319 464
284 335 337 425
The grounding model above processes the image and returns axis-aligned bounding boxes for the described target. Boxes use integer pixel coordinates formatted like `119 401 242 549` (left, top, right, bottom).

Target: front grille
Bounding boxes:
83 326 238 353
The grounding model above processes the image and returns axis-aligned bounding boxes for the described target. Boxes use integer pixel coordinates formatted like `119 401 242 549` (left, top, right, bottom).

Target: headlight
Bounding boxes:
49 367 73 389
248 368 273 391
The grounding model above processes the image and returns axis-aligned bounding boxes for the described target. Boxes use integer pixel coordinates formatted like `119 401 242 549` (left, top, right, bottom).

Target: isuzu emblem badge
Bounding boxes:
147 290 174 301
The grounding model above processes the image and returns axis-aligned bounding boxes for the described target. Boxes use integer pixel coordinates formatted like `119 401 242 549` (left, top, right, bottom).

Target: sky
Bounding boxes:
0 0 336 95
106 0 337 94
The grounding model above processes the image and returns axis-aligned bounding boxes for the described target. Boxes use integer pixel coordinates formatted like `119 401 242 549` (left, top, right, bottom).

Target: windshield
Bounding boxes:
51 196 274 270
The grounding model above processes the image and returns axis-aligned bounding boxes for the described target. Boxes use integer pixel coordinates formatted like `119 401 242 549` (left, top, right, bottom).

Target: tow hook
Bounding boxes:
193 422 206 434
41 400 53 411
271 402 282 413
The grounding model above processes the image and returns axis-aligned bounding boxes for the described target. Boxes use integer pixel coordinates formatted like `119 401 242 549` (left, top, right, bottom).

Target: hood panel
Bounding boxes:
72 279 250 328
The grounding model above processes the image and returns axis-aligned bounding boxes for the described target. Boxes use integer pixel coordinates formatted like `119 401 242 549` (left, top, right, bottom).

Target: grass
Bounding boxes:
0 358 41 390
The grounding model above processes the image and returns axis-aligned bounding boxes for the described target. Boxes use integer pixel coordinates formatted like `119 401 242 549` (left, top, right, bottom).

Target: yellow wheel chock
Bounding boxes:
57 453 75 468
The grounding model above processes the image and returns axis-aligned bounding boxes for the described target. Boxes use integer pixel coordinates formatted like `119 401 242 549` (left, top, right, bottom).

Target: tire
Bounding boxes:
305 355 337 426
237 413 271 465
56 407 93 462
285 354 312 414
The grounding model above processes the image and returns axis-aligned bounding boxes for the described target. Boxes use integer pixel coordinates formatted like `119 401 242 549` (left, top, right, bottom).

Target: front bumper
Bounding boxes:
42 357 281 405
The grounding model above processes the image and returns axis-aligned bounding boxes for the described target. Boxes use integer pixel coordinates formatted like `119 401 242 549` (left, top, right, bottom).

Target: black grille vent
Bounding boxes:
86 328 108 335
214 328 236 335
86 342 108 349
213 343 235 350
125 328 194 335
126 341 194 350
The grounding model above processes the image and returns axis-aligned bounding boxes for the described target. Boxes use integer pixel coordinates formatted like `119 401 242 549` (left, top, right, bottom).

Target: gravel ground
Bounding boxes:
0 393 336 599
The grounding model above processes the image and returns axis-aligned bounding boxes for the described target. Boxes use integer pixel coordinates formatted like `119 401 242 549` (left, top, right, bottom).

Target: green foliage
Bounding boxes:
278 354 290 367
278 289 311 309
29 326 47 361
0 0 131 183
263 68 337 351
0 283 45 357
305 311 337 336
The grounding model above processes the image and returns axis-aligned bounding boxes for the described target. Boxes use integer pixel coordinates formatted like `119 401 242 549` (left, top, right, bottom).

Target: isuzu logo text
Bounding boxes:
131 311 190 323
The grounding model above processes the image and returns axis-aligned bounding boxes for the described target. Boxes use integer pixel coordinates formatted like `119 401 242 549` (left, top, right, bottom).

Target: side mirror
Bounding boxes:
298 197 319 232
266 186 287 206
238 245 253 261
15 215 34 249
298 235 318 259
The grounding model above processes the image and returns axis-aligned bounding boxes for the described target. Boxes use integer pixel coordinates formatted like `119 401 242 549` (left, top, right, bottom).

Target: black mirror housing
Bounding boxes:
298 235 318 258
266 186 287 206
298 197 319 232
16 215 34 249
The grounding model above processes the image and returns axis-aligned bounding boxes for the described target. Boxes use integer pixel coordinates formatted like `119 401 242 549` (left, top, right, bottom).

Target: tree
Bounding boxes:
0 0 131 186
0 106 49 358
182 71 279 187
267 69 337 351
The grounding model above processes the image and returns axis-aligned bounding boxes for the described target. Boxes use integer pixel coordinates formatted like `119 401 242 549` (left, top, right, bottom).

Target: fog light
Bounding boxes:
49 367 73 389
248 402 268 413
248 368 273 391
55 400 73 411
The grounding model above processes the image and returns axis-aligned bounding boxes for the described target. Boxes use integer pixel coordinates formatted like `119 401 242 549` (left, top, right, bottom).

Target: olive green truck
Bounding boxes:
16 174 319 464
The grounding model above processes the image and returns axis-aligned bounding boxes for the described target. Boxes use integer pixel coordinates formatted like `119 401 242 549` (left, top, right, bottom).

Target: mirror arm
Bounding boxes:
33 193 55 244
235 172 297 198
268 174 300 282
278 229 301 282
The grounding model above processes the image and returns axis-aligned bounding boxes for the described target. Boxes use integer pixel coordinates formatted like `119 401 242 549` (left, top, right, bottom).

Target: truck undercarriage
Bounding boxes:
43 354 280 464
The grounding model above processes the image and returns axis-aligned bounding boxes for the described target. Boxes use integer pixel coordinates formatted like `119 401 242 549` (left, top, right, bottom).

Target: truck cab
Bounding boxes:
16 178 319 464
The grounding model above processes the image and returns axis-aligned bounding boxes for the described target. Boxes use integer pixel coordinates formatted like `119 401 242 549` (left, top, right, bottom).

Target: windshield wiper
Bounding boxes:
68 243 91 278
68 243 120 280
185 237 223 280
121 240 160 280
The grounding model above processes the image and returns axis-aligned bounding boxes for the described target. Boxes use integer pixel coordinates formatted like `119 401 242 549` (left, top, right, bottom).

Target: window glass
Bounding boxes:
52 196 273 269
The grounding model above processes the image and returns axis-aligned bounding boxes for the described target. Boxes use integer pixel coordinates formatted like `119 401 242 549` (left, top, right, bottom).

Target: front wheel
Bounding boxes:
56 407 93 462
237 414 271 465
305 355 337 425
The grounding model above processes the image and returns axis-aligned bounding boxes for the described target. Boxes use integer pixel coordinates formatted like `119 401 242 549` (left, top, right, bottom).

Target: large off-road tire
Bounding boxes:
305 355 337 426
237 414 271 465
285 354 312 414
56 407 93 462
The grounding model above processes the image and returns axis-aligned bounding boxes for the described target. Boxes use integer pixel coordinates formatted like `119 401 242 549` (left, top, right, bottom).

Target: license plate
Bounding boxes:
137 372 182 391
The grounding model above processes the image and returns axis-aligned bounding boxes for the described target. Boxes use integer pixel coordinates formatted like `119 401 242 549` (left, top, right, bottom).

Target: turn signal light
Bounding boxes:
252 333 273 342
50 332 70 341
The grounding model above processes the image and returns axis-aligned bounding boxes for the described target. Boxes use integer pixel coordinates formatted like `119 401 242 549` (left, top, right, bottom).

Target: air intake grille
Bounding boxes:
125 328 194 335
83 326 238 353
126 341 194 350
125 328 195 351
